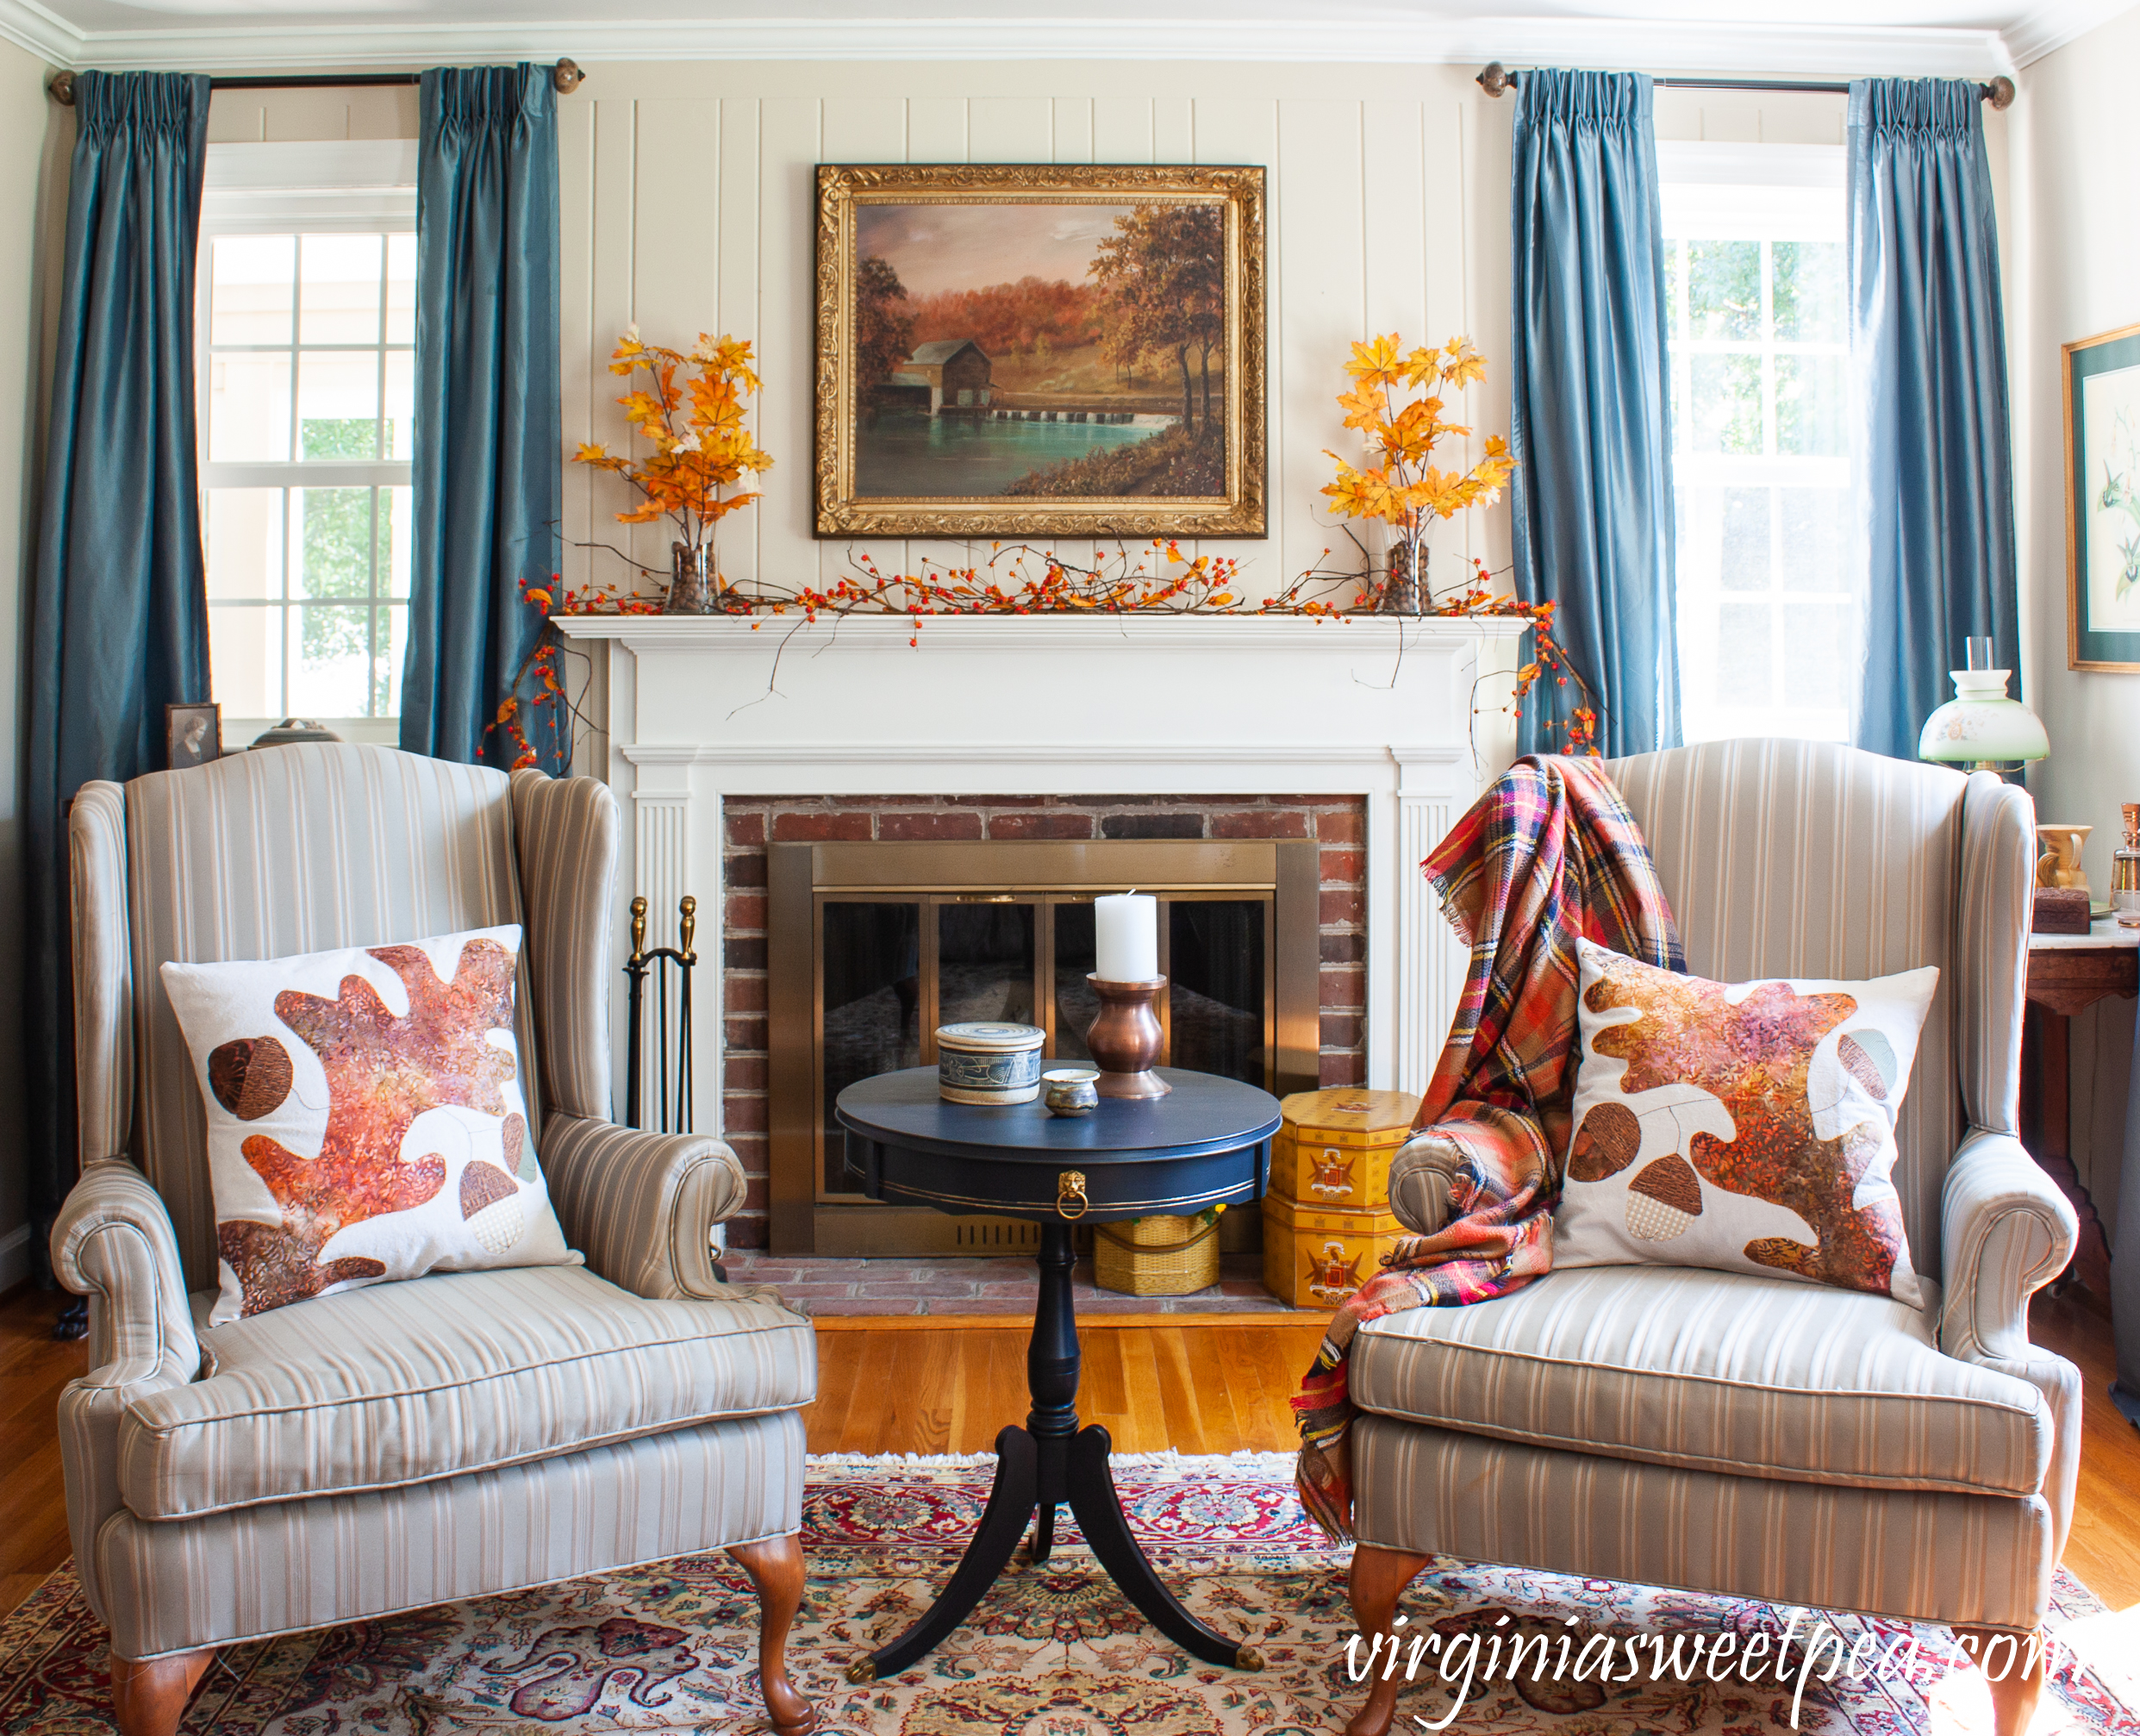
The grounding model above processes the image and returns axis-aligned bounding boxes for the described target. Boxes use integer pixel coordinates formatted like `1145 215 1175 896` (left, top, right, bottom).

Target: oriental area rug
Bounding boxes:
0 1452 2133 1735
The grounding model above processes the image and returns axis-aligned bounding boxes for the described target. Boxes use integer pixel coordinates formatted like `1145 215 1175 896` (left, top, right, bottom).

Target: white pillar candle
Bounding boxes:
1094 890 1159 982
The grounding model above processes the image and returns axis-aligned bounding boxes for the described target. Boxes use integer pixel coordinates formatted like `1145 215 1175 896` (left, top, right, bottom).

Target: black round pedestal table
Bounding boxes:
834 1066 1282 1681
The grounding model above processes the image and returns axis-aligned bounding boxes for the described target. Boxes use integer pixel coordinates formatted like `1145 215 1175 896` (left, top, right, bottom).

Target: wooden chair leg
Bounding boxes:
1345 1545 1433 1736
728 1533 814 1736
109 1647 213 1736
1952 1625 2050 1736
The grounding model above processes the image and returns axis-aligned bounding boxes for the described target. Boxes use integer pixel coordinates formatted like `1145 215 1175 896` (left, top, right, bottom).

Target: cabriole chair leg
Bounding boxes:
110 1647 214 1736
1951 1624 2049 1736
1345 1544 1433 1736
728 1532 815 1734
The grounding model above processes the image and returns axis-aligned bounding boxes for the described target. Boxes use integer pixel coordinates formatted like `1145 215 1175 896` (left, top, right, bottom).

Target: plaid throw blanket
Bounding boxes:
1291 756 1682 1540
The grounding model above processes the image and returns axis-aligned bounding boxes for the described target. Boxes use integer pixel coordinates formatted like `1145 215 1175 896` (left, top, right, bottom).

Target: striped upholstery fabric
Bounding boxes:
52 746 816 1658
544 1115 748 1299
48 1160 203 1628
116 1265 812 1520
68 784 133 1171
1351 1264 2049 1497
94 1410 806 1660
113 746 530 1290
1940 1131 2082 1556
1348 1414 2053 1633
1955 771 2035 1136
511 769 619 1121
1348 741 2075 1633
1606 740 1966 1270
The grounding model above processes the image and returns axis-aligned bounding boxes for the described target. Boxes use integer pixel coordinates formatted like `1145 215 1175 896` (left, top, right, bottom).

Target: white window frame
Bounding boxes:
197 140 419 748
1660 141 1855 746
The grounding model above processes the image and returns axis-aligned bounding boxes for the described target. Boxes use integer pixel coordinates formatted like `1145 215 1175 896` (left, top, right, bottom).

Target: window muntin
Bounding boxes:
198 181 415 740
1662 147 1854 746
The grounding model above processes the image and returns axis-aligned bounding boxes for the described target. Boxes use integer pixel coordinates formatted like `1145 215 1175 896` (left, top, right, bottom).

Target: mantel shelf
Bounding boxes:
552 610 1535 653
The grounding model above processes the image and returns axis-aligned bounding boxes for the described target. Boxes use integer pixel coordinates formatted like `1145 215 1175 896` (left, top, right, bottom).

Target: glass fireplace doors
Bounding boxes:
769 839 1318 1255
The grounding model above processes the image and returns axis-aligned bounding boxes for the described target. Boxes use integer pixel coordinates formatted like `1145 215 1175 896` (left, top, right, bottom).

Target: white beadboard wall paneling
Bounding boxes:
1273 98 1359 604
908 97 968 164
558 97 595 598
758 97 823 610
819 95 911 596
720 97 762 598
553 62 1512 627
205 84 418 145
588 97 640 596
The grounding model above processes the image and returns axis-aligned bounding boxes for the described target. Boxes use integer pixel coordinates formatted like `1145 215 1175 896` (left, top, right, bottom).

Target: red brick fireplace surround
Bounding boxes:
717 793 1369 1250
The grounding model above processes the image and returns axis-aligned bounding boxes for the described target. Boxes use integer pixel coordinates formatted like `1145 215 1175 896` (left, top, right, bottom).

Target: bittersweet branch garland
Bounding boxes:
485 537 1598 769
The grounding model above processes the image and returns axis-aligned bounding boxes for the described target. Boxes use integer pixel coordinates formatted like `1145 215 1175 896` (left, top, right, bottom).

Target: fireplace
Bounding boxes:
764 833 1326 1254
552 611 1529 1253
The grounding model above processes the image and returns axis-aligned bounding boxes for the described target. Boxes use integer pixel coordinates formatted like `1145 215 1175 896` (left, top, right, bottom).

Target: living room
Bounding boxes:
0 2 2137 1732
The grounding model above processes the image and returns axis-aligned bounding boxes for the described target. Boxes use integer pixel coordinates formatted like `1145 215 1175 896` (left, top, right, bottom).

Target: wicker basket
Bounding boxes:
1093 1212 1222 1297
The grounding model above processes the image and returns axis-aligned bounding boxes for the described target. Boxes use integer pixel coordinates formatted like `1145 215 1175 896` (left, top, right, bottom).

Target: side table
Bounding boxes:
2023 918 2137 1300
833 1065 1282 1681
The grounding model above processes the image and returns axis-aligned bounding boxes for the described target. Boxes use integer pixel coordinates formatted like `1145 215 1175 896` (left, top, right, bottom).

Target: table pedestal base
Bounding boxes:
846 1223 1263 1682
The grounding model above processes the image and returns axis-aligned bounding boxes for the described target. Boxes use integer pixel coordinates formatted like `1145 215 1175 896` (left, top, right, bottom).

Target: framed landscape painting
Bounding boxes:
814 163 1266 539
2066 321 2140 670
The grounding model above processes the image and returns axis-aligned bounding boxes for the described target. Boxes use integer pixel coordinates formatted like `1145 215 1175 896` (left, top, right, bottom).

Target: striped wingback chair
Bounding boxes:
1348 740 2080 1736
49 746 816 1736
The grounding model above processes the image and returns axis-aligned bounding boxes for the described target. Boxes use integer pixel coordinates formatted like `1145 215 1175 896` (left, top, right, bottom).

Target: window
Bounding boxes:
1660 143 1854 745
197 142 418 744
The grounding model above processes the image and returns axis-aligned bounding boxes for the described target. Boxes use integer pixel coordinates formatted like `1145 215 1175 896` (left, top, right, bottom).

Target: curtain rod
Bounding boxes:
47 57 585 103
1476 62 2015 109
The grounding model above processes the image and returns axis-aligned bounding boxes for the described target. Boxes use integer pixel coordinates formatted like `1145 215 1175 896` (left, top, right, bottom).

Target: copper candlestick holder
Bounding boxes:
1084 975 1172 1099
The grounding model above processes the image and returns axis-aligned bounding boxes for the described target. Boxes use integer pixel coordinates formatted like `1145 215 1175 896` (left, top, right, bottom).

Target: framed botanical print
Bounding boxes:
2065 321 2140 670
814 163 1266 539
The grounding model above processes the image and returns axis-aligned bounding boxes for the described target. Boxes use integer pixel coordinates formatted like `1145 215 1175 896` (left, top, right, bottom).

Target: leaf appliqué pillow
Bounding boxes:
1555 938 1937 1308
162 924 580 1323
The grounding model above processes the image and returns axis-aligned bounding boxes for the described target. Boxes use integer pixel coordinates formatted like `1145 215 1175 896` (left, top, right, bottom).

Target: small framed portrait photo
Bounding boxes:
166 702 222 771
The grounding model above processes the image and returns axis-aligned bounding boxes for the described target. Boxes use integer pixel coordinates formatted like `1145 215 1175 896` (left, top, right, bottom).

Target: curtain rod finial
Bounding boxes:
1984 74 2015 109
47 69 74 104
1477 61 1513 98
552 57 585 94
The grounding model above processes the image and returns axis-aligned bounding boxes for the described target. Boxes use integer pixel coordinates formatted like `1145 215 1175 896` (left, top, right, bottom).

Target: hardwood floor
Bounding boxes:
0 1283 2131 1621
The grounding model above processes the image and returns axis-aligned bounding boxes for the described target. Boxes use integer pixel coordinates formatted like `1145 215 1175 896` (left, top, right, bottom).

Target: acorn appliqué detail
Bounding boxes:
1624 1153 1704 1241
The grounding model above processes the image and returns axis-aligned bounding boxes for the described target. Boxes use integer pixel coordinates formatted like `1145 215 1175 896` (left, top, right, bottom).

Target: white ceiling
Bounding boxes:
3 0 2131 76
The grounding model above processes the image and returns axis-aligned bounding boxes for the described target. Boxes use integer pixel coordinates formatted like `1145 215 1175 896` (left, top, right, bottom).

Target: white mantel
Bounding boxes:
558 611 1529 1118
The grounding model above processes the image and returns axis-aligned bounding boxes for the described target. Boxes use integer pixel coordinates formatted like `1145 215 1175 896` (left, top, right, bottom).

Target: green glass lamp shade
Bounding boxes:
1918 668 2050 768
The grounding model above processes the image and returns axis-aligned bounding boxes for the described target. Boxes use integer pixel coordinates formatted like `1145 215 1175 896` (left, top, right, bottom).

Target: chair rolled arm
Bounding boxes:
1940 1130 2076 1363
52 1158 200 1382
1387 1132 1466 1236
543 1114 747 1300
49 1159 201 1625
1939 1128 2083 1561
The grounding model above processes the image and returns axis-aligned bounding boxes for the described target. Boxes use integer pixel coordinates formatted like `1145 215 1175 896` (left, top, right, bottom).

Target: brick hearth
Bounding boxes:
718 793 1369 1251
722 1250 1326 1317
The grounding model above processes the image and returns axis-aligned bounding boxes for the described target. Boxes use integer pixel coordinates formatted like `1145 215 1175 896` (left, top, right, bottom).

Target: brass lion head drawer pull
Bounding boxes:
1056 1170 1090 1220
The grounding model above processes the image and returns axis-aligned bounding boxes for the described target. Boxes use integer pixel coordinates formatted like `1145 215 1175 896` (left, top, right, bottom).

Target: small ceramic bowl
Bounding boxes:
937 1021 1046 1105
1042 1068 1101 1117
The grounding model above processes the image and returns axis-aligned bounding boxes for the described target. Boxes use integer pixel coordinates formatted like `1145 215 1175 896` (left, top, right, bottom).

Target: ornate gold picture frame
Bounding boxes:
814 163 1266 539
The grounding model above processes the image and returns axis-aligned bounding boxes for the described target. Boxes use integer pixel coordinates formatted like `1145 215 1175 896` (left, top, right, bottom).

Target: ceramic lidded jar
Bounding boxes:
935 1021 1047 1105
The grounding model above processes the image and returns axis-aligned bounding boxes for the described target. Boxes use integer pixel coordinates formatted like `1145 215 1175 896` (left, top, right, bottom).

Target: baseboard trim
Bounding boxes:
0 1225 33 1297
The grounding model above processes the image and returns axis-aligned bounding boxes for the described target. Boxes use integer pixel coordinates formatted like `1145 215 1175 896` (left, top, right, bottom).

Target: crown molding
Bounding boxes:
0 9 2028 79
0 0 84 66
1999 0 2138 66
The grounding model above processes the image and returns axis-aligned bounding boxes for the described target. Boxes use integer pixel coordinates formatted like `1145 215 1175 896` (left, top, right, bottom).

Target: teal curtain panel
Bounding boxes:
401 63 564 771
1508 69 1680 758
24 70 213 1227
1848 78 2019 760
